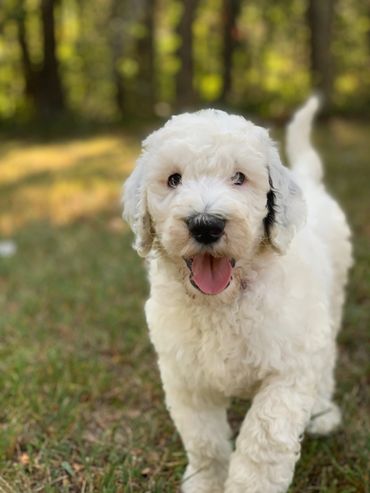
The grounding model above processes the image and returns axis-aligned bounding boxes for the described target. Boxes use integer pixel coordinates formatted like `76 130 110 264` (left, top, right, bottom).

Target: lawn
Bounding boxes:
0 120 369 493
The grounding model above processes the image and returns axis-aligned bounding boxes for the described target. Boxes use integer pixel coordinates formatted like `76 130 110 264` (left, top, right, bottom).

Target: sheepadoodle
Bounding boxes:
123 97 352 493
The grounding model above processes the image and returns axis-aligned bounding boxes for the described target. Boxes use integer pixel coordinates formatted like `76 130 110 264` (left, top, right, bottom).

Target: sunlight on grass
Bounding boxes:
0 134 138 234
1 137 126 182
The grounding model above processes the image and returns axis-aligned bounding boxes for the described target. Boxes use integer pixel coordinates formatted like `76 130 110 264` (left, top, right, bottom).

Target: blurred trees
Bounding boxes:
14 0 65 116
307 0 334 108
0 0 368 122
136 0 156 114
175 0 199 109
108 0 128 116
107 0 155 117
220 0 242 103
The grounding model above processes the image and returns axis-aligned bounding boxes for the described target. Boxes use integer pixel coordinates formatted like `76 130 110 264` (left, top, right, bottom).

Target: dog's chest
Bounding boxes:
147 296 268 398
185 305 265 396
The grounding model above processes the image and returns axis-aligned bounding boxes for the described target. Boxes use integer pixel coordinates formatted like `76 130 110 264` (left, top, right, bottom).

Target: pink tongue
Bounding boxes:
191 254 232 295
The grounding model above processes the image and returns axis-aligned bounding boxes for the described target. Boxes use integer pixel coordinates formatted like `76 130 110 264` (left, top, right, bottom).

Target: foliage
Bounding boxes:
0 0 369 121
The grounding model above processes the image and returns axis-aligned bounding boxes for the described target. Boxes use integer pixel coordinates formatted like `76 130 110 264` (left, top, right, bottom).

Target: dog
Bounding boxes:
123 97 352 493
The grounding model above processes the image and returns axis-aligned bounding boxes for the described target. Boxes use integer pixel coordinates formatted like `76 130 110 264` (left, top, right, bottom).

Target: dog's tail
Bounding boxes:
286 95 323 183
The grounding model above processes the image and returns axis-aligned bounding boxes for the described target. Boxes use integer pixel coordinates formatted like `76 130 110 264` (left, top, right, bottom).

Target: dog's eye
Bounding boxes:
168 173 182 188
231 172 246 186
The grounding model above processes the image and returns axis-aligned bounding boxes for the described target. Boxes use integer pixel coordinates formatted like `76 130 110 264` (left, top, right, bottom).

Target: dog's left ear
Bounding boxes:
122 156 154 257
264 146 306 254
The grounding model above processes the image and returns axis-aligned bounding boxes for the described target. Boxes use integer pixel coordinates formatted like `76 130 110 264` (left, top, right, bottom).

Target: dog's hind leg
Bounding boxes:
307 400 341 436
306 344 341 436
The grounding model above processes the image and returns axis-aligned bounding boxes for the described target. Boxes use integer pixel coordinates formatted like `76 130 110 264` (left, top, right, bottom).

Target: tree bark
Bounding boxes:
175 0 199 110
109 0 127 116
220 0 241 103
15 0 65 117
39 0 65 115
15 6 36 101
136 0 156 115
307 0 335 109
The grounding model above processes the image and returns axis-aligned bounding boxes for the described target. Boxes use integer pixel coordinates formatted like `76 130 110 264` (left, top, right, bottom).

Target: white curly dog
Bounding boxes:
123 97 352 493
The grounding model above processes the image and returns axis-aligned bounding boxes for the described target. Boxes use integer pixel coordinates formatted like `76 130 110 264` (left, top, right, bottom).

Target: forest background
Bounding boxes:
0 0 369 126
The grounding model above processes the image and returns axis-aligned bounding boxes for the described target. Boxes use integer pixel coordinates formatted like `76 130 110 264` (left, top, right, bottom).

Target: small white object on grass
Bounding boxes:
0 240 17 257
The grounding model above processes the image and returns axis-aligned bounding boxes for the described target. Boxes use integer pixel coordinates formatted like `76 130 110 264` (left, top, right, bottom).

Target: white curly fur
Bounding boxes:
123 97 352 493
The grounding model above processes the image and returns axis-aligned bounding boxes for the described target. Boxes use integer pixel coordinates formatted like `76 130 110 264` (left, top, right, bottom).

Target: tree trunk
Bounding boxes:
108 0 150 118
220 0 241 104
109 0 127 116
15 6 36 102
39 0 65 115
16 0 65 117
307 0 335 109
175 0 199 110
136 0 156 115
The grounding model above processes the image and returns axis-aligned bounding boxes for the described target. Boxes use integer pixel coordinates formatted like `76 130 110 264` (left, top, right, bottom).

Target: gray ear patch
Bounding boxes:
264 147 306 253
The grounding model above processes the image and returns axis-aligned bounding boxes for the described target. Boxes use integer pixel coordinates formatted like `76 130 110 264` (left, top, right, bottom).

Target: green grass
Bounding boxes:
0 121 369 492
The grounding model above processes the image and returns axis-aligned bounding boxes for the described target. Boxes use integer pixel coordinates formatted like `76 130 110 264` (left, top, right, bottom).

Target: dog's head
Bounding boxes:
123 110 306 297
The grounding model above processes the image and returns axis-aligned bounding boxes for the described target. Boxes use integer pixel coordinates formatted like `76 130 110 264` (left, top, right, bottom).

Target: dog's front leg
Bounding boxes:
225 375 314 493
160 364 232 493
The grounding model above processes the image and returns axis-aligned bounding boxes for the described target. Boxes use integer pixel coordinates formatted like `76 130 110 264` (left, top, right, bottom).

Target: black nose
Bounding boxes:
186 214 226 245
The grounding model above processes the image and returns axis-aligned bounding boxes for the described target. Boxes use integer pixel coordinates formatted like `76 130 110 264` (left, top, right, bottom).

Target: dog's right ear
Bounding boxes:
122 156 153 257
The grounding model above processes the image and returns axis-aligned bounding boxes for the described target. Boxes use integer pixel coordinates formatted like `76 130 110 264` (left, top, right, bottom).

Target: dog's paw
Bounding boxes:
307 402 341 435
181 464 225 493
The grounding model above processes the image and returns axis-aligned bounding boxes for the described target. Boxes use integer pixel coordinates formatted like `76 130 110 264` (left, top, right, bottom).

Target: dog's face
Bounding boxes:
123 110 306 297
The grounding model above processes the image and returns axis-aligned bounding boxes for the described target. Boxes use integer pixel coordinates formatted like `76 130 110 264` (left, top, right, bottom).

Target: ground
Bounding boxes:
0 120 368 493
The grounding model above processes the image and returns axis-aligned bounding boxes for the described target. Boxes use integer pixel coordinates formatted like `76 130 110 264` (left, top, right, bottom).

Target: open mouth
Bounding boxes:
185 254 235 295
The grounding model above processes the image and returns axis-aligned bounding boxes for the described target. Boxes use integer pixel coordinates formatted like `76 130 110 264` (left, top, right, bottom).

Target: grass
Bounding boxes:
0 120 369 492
